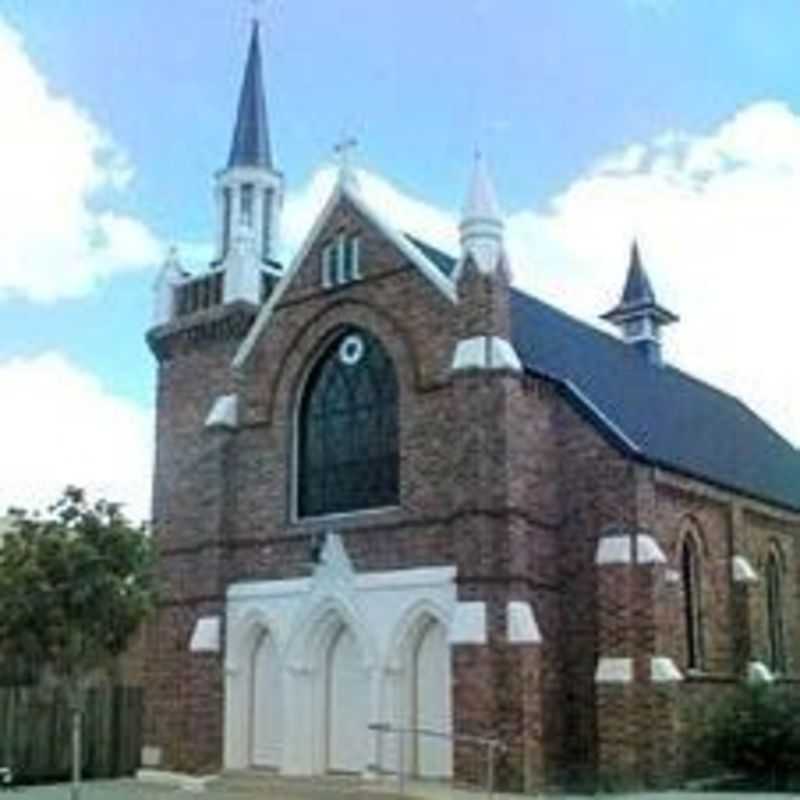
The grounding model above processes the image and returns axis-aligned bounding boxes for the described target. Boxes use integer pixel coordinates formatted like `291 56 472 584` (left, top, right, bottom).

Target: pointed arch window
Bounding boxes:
681 531 704 670
766 548 786 673
298 328 398 518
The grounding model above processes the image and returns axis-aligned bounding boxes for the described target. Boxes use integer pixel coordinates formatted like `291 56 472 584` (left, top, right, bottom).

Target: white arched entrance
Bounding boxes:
411 618 452 777
250 629 283 768
224 536 464 777
325 623 369 772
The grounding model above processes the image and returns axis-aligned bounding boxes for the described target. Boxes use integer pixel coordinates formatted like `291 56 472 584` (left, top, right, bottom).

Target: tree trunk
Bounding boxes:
69 686 83 800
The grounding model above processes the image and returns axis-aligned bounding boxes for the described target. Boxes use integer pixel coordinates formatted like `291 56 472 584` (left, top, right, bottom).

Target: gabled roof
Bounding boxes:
413 239 800 512
232 178 457 370
228 21 272 170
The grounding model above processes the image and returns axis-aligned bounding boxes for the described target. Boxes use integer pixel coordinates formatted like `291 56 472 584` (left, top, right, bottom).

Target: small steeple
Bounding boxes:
601 240 678 365
459 152 505 275
228 20 272 169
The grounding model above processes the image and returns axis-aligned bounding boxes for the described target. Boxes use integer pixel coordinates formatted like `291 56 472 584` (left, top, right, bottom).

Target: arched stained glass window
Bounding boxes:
766 549 786 673
681 533 704 670
298 328 398 518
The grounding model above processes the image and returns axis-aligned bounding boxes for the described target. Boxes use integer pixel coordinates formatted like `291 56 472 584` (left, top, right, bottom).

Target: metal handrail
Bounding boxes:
368 722 506 799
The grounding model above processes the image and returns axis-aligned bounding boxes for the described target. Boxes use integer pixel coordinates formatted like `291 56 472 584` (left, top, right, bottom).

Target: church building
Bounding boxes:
144 23 800 790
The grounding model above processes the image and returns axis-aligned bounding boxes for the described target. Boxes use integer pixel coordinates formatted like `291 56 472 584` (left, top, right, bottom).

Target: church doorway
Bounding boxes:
410 618 452 778
249 629 283 769
325 623 369 773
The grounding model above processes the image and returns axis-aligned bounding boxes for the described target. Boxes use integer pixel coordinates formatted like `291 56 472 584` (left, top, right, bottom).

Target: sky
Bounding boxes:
1 0 799 520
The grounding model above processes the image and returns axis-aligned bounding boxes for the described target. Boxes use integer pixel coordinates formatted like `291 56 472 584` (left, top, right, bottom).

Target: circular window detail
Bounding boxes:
338 334 365 365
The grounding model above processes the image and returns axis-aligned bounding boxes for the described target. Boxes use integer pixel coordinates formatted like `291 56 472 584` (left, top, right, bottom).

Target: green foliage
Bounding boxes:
709 682 800 788
0 487 156 693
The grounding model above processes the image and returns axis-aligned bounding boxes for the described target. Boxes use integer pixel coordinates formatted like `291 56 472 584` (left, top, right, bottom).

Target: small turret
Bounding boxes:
152 247 188 326
459 152 505 276
601 241 678 366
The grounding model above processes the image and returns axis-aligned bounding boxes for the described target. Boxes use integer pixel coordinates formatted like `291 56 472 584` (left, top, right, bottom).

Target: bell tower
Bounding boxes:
213 20 284 301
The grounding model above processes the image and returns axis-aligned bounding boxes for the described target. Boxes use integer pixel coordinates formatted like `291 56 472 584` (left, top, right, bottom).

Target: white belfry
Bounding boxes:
459 152 505 275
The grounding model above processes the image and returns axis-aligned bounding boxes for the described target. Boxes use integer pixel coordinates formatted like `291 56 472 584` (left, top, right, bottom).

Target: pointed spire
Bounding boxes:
463 150 502 223
228 20 272 169
459 152 505 276
620 240 656 306
601 240 678 365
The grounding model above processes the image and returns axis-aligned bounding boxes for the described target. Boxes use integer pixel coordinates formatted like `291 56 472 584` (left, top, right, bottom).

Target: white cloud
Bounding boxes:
274 102 800 446
507 100 800 446
0 353 153 522
0 18 161 302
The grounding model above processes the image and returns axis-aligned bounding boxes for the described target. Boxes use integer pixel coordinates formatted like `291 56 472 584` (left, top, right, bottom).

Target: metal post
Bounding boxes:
397 727 406 795
486 741 496 800
70 706 81 800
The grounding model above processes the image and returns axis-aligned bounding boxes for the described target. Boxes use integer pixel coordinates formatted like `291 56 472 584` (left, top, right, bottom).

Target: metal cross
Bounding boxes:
334 135 359 169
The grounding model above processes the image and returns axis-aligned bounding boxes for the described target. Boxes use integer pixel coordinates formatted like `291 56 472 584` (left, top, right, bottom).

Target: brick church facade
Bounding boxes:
143 24 800 790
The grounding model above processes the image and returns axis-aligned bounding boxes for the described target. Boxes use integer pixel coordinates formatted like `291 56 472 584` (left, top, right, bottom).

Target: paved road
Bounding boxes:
4 777 799 800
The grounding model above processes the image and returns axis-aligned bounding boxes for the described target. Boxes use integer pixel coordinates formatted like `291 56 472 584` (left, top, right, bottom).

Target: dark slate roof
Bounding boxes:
410 238 800 511
228 21 272 169
405 234 457 277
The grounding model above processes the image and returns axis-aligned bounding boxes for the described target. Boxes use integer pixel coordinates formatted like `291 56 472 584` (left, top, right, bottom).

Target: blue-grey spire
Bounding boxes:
227 21 272 169
601 240 678 365
620 240 656 306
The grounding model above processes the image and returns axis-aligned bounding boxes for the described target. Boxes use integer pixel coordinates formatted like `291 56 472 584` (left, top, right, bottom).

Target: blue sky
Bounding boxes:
1 0 799 518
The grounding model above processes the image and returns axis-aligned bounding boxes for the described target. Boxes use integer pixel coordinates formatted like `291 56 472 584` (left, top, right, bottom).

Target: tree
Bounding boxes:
0 487 156 799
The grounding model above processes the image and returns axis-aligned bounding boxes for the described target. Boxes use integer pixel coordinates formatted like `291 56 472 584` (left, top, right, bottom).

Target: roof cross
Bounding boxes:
334 135 360 189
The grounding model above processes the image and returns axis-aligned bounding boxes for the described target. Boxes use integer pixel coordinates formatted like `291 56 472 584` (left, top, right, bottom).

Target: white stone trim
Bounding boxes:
189 616 221 653
152 249 185 326
137 769 217 791
595 657 633 684
449 602 487 645
506 601 541 644
638 535 667 564
205 394 238 430
733 555 759 584
452 337 485 370
595 534 666 565
227 566 456 603
490 337 523 371
651 657 683 682
233 179 457 370
748 661 774 684
664 568 681 585
596 536 631 565
140 747 162 768
451 336 522 373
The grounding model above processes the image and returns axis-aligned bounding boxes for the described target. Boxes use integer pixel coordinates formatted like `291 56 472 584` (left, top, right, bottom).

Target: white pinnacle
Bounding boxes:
459 152 505 275
462 151 502 222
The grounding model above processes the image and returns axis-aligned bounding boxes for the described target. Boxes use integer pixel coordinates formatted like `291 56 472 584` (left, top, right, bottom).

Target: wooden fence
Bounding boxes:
0 685 142 783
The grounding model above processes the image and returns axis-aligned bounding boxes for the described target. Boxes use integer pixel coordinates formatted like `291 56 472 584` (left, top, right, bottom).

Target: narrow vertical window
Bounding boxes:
336 234 347 284
348 235 361 280
681 534 704 670
222 187 232 257
241 183 254 227
262 188 273 260
321 244 336 288
766 550 786 673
